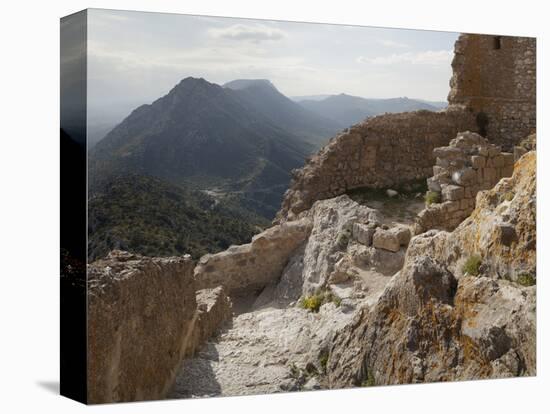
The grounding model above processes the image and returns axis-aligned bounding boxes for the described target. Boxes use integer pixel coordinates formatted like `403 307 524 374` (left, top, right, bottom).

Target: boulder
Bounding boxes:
352 222 376 246
194 218 312 295
372 228 401 252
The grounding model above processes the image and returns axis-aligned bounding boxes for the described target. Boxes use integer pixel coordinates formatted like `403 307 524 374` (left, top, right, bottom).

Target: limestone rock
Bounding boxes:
327 256 535 387
372 228 400 252
352 222 376 246
300 195 381 294
193 287 233 348
194 218 312 295
326 151 536 388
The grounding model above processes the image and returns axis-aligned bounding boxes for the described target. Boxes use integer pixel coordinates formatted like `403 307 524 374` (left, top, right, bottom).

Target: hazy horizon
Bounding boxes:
87 9 459 140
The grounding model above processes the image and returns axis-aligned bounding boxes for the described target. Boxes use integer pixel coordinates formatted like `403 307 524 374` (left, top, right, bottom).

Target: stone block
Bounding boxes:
493 154 505 167
373 228 401 252
443 200 460 212
353 222 376 246
427 177 441 192
471 155 486 169
488 146 501 157
452 168 476 185
391 225 412 246
502 152 515 165
442 184 464 201
483 167 497 182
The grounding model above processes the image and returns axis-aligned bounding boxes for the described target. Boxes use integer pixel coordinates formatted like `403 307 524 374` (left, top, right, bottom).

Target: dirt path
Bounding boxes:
169 266 392 399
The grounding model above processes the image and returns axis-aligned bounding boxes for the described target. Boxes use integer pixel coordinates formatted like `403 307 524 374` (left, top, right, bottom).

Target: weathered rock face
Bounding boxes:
416 131 515 232
410 150 536 282
275 107 477 222
194 218 312 296
327 150 536 387
191 287 233 353
299 195 382 295
327 255 535 387
448 34 536 150
87 251 197 404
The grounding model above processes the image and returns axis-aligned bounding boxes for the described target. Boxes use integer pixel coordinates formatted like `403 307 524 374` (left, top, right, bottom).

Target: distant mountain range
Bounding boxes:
90 77 341 219
88 77 447 260
296 94 447 127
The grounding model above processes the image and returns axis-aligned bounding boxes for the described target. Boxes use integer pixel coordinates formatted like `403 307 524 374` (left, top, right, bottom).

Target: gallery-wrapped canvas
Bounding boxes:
60 8 536 404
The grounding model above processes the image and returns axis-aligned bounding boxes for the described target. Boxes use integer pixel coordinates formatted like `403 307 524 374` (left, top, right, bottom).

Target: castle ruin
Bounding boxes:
275 33 536 223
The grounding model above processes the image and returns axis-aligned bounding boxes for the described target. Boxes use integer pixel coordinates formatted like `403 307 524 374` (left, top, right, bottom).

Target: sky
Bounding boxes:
87 8 459 123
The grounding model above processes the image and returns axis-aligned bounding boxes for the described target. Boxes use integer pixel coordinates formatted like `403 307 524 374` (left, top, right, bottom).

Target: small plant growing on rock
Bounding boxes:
300 290 342 312
503 191 515 202
319 352 329 372
425 190 441 205
361 371 376 387
517 273 536 287
463 255 482 276
300 294 324 312
336 228 352 250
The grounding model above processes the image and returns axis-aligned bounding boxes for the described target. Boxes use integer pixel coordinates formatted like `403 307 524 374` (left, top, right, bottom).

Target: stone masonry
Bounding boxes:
275 107 477 222
448 34 536 150
415 131 514 233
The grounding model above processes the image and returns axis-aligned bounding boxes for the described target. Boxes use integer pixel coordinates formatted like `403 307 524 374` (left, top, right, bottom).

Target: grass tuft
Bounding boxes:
425 191 441 205
516 273 536 287
463 255 482 276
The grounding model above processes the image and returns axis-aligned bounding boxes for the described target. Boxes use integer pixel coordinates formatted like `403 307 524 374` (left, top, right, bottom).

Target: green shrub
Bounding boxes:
300 294 324 312
300 290 342 312
361 372 376 387
517 273 536 287
425 190 441 205
463 255 482 276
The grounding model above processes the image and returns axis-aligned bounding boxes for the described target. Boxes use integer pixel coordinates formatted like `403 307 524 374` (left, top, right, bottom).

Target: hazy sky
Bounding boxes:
87 9 459 120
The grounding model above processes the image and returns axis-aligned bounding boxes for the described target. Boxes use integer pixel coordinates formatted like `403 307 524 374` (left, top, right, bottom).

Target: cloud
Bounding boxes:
357 50 453 66
378 39 409 48
208 24 287 42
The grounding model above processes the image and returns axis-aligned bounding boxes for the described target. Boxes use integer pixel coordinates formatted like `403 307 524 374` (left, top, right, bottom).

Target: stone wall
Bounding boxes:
416 132 514 233
275 107 476 222
87 251 197 403
87 251 232 404
448 34 536 150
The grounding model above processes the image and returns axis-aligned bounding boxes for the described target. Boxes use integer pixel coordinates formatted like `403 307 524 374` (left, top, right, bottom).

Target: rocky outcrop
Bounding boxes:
194 219 312 296
327 255 535 386
410 150 536 281
87 251 197 404
275 106 476 222
326 150 536 387
299 195 382 295
416 131 514 232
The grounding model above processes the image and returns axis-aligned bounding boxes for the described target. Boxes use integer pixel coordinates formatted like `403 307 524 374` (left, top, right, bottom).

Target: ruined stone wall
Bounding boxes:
275 107 476 222
448 34 536 150
415 132 514 233
87 251 197 403
87 251 232 404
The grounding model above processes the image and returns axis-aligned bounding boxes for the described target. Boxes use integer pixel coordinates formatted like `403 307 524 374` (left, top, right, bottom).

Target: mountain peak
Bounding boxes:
223 79 277 92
